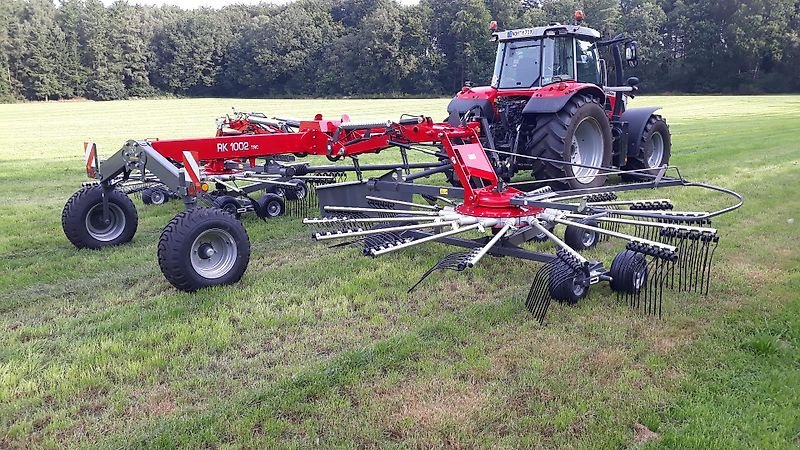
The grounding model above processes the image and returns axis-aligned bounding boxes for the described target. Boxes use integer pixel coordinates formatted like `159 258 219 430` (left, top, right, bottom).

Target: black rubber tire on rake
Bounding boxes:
609 250 648 294
256 193 285 218
62 185 139 249
548 259 589 305
525 94 613 190
142 186 169 206
212 195 242 218
284 179 308 201
564 219 599 251
157 208 251 292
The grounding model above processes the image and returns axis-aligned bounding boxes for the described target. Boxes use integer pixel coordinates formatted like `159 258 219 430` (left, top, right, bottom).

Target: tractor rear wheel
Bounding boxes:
158 208 251 292
622 115 671 180
62 186 138 249
526 94 612 190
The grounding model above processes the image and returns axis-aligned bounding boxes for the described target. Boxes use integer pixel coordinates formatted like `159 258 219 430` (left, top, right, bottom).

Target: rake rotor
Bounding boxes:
305 131 742 324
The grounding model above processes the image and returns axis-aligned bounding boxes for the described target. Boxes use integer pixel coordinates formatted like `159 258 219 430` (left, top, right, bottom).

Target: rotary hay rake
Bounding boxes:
303 124 742 323
62 112 741 322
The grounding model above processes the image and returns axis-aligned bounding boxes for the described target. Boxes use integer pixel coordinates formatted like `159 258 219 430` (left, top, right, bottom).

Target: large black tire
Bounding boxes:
62 186 138 249
526 94 613 190
157 208 251 292
622 115 671 179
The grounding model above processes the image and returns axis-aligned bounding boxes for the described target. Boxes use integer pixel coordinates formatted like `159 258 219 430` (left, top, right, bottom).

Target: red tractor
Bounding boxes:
446 12 671 190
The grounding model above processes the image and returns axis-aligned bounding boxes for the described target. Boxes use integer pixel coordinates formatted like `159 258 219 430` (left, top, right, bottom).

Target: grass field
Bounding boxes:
0 96 798 449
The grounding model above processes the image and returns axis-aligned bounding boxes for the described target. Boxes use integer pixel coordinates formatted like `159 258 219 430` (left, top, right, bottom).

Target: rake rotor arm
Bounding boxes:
466 222 514 267
552 216 678 253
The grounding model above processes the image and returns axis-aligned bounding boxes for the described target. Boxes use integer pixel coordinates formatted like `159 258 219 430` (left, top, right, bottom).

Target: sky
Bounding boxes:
102 0 420 9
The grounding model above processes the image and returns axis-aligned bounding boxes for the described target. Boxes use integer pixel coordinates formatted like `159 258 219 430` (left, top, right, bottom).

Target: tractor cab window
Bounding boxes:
542 37 575 85
576 38 602 84
493 39 542 89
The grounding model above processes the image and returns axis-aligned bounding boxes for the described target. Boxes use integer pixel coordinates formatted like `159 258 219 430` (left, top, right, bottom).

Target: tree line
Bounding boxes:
1 0 798 102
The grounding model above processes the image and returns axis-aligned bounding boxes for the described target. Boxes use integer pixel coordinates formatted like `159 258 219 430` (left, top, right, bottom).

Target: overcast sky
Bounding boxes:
103 0 419 9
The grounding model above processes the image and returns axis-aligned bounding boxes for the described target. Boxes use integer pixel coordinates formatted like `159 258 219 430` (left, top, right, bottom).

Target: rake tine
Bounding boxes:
408 249 479 293
703 236 720 295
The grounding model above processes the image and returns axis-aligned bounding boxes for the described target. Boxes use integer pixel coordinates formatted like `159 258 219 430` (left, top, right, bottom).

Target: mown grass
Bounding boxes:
0 96 798 448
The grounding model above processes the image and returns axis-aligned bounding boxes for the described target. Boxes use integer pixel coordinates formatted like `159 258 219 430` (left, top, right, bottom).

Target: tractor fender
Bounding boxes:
621 106 662 156
521 85 605 115
446 97 494 125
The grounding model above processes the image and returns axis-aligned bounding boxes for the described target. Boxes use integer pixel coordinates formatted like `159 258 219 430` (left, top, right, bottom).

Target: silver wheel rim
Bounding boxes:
633 267 646 290
151 190 165 205
293 183 306 200
572 279 586 297
647 131 664 168
570 117 604 184
267 200 281 217
581 230 596 247
85 203 126 242
190 228 238 279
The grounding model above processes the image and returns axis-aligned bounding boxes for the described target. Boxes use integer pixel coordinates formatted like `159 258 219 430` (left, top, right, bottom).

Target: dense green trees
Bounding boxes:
0 0 798 101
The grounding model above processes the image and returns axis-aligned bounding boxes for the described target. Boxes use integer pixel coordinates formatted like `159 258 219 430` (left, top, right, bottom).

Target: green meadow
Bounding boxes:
0 96 798 448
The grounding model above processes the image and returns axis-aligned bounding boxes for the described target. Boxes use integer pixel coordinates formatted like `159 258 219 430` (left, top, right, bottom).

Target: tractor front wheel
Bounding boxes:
622 115 671 179
158 208 251 292
527 94 613 190
62 186 138 249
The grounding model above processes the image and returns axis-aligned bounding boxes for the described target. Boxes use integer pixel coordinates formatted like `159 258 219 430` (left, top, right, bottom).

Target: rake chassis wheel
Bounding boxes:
158 208 251 292
62 185 138 249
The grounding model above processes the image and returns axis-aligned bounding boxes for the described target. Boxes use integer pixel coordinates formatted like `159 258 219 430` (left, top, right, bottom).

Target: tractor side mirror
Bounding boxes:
599 59 608 86
625 41 638 67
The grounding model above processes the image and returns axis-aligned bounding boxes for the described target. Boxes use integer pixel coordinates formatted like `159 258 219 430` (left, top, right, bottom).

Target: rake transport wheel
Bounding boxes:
622 115 671 180
141 187 169 206
158 208 251 292
526 94 613 190
62 186 138 249
609 250 648 294
256 193 285 218
564 219 600 251
548 260 589 305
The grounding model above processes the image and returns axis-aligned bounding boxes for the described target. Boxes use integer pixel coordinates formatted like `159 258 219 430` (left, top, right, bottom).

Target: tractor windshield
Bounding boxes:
493 35 602 88
492 39 543 89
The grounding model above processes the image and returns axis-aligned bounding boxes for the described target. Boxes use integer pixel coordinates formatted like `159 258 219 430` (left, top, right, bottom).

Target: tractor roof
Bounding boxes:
494 24 601 42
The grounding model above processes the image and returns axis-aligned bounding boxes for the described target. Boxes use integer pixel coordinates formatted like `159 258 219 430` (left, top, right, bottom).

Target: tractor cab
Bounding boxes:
491 24 603 90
